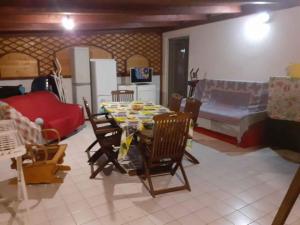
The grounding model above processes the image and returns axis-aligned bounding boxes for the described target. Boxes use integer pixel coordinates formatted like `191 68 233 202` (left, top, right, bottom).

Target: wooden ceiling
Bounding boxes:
0 0 299 33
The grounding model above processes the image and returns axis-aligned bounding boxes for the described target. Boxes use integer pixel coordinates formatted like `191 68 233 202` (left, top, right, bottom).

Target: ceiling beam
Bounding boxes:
0 21 181 32
0 5 241 15
0 14 207 24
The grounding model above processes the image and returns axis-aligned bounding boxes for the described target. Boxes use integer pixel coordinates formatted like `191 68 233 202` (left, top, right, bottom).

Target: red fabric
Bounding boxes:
2 91 84 139
194 121 266 148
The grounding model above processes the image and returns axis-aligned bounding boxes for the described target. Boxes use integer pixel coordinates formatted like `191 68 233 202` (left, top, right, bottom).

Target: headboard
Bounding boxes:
126 54 150 75
0 53 39 79
55 46 113 77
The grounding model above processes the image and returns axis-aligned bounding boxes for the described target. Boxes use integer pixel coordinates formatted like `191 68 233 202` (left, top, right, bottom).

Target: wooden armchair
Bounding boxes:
11 129 70 184
111 90 134 102
137 112 191 197
169 93 183 112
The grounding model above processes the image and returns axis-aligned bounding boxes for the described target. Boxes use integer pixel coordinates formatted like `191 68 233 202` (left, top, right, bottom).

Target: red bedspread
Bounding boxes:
2 91 84 139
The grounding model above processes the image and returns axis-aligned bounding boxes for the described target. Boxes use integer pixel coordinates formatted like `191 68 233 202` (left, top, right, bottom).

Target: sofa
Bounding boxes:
183 79 269 144
2 91 84 139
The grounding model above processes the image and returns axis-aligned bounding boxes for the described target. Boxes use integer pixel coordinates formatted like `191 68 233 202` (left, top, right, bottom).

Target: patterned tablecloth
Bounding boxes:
101 102 193 158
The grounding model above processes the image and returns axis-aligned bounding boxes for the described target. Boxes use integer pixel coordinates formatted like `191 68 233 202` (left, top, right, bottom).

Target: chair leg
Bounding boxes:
106 150 126 174
85 140 98 152
144 162 155 198
90 160 110 178
16 156 30 224
184 150 199 164
88 149 104 164
179 162 191 191
171 163 179 176
272 167 300 225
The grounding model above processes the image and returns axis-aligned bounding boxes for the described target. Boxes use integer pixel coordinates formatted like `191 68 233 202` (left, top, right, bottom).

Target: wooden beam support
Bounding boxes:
0 21 180 32
0 14 207 24
0 5 241 15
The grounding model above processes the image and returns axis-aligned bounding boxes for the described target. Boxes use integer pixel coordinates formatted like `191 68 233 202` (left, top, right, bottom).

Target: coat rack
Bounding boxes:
187 68 200 97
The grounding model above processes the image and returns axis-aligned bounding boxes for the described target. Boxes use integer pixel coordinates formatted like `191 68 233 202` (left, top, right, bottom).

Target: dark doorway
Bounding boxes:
168 36 189 103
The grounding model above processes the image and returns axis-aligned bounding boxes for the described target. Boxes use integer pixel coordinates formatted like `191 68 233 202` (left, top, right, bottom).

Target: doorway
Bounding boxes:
168 36 189 103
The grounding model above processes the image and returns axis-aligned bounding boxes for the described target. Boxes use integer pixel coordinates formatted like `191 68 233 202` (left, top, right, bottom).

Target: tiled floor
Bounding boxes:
0 123 299 225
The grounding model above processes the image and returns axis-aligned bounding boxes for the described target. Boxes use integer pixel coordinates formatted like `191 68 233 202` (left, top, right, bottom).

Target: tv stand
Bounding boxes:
118 84 157 104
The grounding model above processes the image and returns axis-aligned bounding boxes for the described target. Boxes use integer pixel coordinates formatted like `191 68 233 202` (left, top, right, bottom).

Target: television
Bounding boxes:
130 67 153 84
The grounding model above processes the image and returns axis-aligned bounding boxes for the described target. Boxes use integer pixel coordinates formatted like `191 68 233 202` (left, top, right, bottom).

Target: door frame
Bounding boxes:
168 36 189 103
162 35 190 106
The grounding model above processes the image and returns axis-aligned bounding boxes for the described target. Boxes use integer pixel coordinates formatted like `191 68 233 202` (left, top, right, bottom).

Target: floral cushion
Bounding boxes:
267 77 300 122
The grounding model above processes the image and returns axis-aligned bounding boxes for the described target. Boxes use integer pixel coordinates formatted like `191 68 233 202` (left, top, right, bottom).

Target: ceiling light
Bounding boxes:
244 12 271 42
62 16 75 30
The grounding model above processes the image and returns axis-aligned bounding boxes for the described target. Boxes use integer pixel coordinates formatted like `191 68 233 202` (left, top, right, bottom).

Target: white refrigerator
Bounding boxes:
90 59 117 113
72 47 91 118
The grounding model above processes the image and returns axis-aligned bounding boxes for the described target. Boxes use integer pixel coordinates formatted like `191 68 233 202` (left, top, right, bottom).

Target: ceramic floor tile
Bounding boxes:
148 210 175 225
98 212 126 225
72 207 97 225
164 203 191 219
207 218 234 225
194 207 223 223
128 216 155 225
239 205 266 221
177 212 206 225
119 206 147 223
0 124 298 225
225 211 253 225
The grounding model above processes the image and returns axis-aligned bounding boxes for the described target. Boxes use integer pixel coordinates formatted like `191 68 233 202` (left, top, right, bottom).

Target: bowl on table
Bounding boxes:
131 103 144 111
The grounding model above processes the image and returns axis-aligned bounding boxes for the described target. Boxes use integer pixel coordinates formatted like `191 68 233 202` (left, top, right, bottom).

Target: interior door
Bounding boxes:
168 37 189 103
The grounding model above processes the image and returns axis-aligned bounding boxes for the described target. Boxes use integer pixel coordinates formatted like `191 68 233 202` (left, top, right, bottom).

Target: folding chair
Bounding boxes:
83 98 125 178
137 112 191 197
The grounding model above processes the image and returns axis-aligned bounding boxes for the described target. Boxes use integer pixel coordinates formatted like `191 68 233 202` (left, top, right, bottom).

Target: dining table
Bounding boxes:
100 101 194 160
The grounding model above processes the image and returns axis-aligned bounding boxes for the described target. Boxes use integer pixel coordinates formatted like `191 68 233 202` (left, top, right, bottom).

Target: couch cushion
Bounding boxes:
199 103 250 124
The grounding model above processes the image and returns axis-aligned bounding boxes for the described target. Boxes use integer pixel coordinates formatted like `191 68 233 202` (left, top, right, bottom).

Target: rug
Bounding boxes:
192 131 260 154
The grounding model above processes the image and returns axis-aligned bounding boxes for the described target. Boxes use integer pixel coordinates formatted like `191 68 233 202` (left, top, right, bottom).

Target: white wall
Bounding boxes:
0 75 160 104
162 6 300 105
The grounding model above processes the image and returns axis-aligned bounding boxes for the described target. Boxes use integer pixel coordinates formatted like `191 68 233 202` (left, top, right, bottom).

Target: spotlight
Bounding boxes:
62 16 75 30
244 12 271 42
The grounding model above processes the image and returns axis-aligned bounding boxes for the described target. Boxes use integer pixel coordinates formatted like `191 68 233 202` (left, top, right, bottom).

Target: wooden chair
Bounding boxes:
83 98 126 178
169 93 183 112
11 129 70 184
272 166 300 225
183 97 201 164
184 97 201 126
137 112 191 197
111 90 134 102
83 97 117 153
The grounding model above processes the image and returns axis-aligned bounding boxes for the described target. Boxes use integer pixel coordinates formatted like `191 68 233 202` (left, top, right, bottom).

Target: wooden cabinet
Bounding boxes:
118 84 157 104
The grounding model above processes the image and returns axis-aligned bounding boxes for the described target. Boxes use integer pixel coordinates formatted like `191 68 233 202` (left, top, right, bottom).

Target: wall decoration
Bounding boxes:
0 52 38 79
0 32 161 78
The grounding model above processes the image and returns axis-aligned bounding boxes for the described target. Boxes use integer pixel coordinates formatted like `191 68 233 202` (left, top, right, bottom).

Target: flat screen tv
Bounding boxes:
130 67 153 84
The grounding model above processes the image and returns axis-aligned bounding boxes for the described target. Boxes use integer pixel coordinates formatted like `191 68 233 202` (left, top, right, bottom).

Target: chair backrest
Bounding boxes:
83 97 98 132
111 90 134 102
184 98 201 126
169 93 183 112
150 112 191 162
